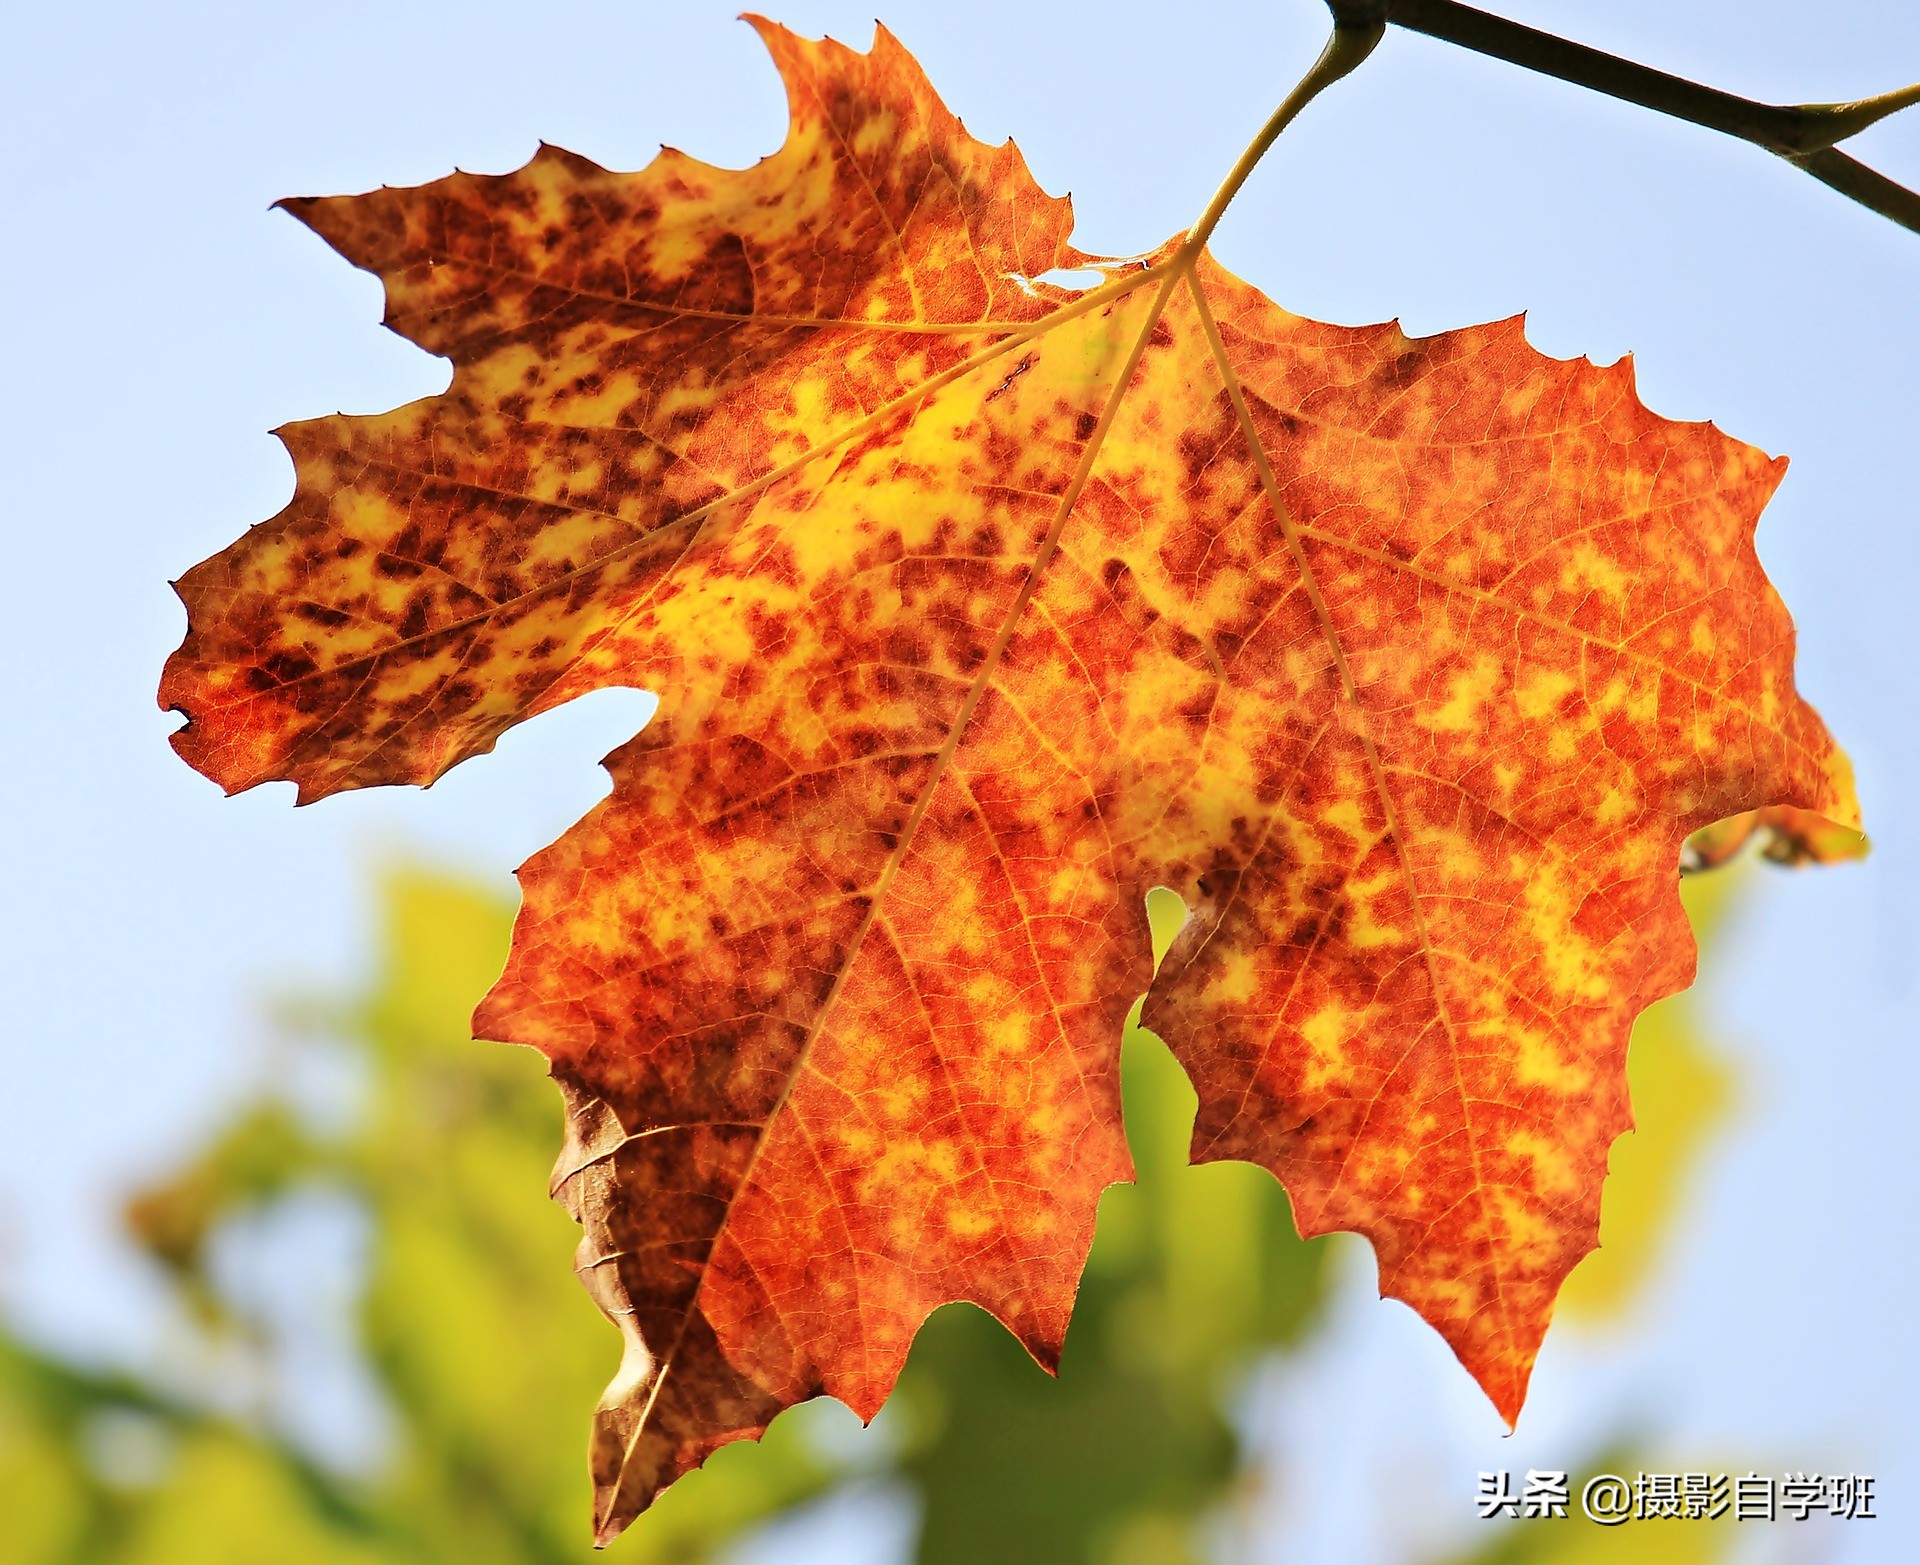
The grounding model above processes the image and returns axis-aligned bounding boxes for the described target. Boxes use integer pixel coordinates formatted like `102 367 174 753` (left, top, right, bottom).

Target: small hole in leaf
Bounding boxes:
1004 267 1111 296
1034 267 1107 292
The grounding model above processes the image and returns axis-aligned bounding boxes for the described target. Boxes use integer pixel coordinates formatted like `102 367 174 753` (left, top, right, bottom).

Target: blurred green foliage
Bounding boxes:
0 867 1748 1564
2 873 830 1565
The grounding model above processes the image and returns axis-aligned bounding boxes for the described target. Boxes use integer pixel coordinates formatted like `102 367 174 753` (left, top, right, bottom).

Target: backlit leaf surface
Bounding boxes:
159 19 1858 1542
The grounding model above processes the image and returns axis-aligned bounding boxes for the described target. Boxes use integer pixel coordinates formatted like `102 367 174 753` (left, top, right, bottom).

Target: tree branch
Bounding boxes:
1785 146 1920 235
1325 0 1920 238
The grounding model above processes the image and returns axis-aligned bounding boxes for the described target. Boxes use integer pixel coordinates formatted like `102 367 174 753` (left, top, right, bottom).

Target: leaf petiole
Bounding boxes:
1183 14 1385 258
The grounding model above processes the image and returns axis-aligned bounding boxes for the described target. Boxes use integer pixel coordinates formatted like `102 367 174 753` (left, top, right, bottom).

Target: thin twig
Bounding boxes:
1325 0 1920 238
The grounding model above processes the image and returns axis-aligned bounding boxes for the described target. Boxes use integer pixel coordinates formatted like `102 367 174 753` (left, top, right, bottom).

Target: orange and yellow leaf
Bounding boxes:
158 20 1858 1543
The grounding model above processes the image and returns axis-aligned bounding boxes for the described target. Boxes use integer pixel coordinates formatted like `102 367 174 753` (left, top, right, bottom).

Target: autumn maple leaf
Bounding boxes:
159 18 1859 1543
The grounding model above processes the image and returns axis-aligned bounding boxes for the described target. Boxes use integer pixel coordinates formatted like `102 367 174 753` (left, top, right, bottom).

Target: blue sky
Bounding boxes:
3 2 1917 1559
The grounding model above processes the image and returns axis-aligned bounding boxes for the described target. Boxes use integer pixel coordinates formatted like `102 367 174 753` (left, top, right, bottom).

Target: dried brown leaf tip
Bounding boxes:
161 18 1859 1543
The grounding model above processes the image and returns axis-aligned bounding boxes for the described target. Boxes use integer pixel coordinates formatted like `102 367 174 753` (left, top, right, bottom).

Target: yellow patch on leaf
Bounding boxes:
159 18 1859 1544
